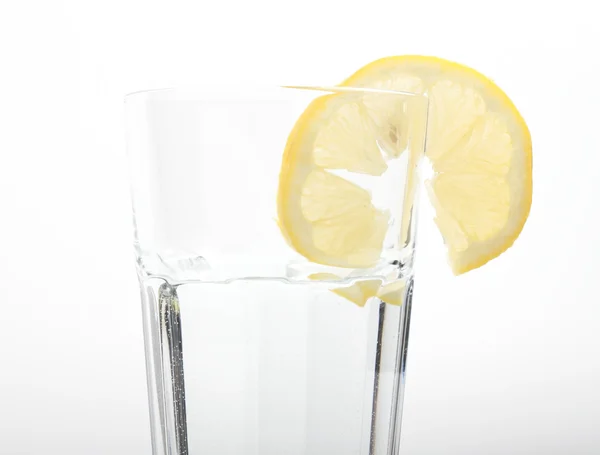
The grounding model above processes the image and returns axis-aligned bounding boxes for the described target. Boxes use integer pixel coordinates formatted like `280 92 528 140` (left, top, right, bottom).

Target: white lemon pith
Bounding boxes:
277 55 532 284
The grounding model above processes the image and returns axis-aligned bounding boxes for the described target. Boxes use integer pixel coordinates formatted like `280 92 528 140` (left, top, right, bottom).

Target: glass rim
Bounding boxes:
124 85 428 103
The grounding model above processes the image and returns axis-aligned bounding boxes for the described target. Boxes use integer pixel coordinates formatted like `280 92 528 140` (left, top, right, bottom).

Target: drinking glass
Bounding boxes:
125 86 428 455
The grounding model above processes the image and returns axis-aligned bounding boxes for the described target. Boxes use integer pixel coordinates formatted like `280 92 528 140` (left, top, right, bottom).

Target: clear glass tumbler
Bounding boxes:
125 86 428 455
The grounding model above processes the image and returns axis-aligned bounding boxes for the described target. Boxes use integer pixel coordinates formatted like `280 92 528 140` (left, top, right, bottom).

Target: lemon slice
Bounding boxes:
342 56 532 274
309 273 405 307
277 56 532 276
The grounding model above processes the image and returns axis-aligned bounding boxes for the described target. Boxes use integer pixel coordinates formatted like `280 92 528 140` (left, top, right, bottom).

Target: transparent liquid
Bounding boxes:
141 276 413 455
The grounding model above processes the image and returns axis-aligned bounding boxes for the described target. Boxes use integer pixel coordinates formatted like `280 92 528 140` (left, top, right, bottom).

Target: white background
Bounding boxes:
1 1 599 454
